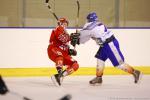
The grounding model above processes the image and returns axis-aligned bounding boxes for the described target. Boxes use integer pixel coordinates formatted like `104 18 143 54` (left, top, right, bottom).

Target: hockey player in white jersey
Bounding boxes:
70 12 142 85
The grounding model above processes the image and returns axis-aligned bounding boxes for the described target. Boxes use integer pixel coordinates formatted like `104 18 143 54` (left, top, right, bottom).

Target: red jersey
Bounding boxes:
49 26 70 53
47 25 78 66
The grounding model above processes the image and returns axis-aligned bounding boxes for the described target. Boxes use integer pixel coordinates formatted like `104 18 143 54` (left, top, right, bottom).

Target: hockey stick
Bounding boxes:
0 75 32 100
59 94 72 100
76 0 80 33
9 91 32 100
72 0 80 49
45 0 58 20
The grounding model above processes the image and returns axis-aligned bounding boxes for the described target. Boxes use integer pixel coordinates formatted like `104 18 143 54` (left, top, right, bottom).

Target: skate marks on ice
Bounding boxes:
0 75 150 100
61 75 150 100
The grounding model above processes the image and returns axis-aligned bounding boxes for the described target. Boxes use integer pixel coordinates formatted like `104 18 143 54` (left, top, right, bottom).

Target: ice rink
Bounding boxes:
0 75 150 100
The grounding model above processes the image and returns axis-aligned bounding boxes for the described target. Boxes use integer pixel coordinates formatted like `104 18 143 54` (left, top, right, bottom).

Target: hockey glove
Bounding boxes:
70 33 80 47
68 49 77 56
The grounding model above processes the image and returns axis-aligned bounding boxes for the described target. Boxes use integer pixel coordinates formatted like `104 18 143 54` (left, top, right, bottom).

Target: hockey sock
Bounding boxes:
56 67 63 74
61 70 68 77
117 63 134 74
96 59 105 77
55 56 64 74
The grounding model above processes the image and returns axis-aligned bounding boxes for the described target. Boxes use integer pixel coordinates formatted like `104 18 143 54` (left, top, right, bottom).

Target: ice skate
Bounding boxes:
89 76 102 85
51 74 62 86
133 70 142 83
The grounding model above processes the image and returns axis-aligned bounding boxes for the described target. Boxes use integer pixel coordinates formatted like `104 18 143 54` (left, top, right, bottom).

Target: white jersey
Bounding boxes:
79 21 113 45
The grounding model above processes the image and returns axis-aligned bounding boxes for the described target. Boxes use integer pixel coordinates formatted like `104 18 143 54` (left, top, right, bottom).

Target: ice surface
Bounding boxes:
0 75 150 100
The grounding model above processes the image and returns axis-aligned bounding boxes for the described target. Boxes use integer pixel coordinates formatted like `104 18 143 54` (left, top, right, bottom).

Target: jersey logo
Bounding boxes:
52 49 62 56
58 33 69 43
56 51 62 56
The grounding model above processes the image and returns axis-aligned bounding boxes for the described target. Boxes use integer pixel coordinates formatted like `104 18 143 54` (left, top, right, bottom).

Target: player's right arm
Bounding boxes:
70 23 93 47
79 29 91 44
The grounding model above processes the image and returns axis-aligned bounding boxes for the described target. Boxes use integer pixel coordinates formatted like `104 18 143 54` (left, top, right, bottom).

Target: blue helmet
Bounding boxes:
86 12 98 22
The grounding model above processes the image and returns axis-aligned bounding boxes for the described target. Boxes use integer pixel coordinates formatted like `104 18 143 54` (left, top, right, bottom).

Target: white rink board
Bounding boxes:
0 28 150 68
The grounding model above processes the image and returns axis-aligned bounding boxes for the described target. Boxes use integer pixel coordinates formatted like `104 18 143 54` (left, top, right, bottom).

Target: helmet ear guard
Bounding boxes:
86 12 98 22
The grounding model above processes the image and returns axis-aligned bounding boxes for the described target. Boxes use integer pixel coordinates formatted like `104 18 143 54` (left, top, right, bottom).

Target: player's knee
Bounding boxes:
55 56 63 66
116 63 125 70
72 62 79 71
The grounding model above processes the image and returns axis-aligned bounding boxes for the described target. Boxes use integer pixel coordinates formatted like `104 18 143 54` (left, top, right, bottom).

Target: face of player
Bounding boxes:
61 22 68 29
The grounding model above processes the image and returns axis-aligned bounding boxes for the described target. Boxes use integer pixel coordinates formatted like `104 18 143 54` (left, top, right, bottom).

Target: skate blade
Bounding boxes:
89 83 102 86
136 72 143 84
51 75 60 87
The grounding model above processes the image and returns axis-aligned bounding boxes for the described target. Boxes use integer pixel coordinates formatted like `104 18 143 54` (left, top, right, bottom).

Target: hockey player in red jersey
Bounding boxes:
47 18 79 86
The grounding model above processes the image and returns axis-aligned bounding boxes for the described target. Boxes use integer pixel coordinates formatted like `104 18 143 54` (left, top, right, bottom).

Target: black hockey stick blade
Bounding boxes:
45 0 50 3
59 94 72 100
23 96 32 100
0 75 9 95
